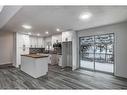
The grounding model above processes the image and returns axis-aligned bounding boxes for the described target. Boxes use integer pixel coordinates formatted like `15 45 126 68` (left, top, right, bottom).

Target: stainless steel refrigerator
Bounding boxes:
62 41 72 68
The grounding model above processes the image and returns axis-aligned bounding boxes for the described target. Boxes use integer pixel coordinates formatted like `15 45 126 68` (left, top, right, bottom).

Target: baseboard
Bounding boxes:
0 62 12 65
0 63 14 69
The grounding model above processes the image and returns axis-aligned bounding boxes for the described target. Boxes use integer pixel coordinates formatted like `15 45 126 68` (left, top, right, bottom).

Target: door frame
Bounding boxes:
79 33 115 74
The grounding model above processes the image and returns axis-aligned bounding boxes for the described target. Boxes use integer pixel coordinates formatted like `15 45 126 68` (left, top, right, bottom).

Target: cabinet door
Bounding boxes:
17 33 23 48
31 37 37 48
35 37 38 47
17 34 30 48
30 36 35 48
37 38 40 48
30 36 44 48
30 37 33 47
38 38 44 48
23 35 30 47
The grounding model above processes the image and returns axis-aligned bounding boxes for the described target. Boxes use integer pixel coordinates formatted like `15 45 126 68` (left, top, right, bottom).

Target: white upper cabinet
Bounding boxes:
37 37 44 48
16 33 30 48
30 36 37 48
22 35 30 47
29 36 44 48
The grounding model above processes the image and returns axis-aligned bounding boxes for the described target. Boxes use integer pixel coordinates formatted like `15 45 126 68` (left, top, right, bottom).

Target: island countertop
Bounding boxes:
21 54 49 78
21 54 49 58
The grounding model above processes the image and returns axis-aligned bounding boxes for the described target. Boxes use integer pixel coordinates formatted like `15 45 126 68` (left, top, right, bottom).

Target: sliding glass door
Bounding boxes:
94 34 114 73
80 36 94 70
79 33 114 73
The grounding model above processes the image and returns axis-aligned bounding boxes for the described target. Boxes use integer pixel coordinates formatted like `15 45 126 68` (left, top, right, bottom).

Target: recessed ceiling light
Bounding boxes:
22 24 32 29
45 31 49 34
79 12 92 20
37 33 40 36
56 28 60 32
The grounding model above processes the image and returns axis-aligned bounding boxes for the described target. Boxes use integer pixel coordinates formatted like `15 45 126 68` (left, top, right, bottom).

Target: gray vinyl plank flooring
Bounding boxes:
0 64 127 89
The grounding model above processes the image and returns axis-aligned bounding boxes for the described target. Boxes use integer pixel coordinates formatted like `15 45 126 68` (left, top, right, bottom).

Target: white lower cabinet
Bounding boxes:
58 55 62 67
21 56 48 78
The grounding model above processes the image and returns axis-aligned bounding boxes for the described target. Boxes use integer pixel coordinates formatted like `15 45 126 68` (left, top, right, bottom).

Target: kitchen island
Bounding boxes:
21 54 49 78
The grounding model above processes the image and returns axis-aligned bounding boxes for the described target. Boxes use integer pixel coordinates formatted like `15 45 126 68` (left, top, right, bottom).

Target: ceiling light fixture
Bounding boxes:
22 24 32 29
45 31 49 34
79 12 92 20
56 28 60 32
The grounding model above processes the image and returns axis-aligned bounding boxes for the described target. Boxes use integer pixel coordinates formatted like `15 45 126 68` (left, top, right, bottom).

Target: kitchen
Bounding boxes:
1 6 127 89
15 31 74 78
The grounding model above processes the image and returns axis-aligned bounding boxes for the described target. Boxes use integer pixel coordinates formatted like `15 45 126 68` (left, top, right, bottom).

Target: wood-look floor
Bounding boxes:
0 64 127 89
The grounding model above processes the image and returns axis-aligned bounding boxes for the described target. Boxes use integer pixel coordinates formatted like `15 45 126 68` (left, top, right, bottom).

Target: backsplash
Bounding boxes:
29 48 45 54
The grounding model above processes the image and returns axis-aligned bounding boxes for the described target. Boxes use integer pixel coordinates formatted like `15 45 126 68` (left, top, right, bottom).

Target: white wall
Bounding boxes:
77 21 127 78
0 32 14 65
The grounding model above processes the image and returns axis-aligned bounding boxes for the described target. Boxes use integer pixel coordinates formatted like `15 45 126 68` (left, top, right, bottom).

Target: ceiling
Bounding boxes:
0 6 22 29
1 6 127 37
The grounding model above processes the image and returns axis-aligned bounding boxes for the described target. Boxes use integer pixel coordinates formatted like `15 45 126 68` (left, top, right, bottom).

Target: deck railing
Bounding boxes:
80 52 114 64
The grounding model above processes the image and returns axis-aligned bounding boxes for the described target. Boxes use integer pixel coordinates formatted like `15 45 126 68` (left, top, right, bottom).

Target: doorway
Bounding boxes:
79 33 114 73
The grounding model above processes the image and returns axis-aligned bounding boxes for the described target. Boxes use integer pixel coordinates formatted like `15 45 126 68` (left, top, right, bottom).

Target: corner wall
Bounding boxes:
77 21 127 78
